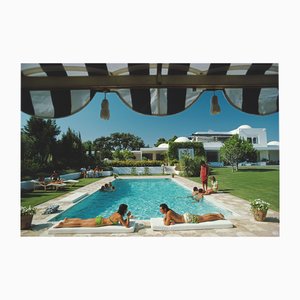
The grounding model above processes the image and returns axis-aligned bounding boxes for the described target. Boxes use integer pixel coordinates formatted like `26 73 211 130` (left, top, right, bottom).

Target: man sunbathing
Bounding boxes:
159 203 224 226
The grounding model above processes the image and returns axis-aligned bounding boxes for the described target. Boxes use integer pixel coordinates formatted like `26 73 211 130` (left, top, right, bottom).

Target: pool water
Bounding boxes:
50 179 232 221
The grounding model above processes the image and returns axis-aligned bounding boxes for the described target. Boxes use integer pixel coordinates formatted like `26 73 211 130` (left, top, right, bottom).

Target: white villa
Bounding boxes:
132 125 279 165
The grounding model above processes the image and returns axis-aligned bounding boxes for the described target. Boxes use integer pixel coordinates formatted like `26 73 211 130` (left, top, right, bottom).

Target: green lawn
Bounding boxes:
21 178 102 208
188 166 279 211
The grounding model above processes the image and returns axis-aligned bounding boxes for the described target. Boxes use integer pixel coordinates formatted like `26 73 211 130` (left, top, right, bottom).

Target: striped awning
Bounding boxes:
21 63 278 118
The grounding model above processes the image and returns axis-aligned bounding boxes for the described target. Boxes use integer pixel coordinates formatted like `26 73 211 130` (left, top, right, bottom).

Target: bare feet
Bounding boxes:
54 221 63 228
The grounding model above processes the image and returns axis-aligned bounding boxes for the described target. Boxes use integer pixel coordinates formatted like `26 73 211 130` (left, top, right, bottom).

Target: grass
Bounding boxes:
21 178 102 208
188 166 279 211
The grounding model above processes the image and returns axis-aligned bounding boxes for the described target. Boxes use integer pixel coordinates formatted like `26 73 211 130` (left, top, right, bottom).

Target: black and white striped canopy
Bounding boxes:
21 63 278 118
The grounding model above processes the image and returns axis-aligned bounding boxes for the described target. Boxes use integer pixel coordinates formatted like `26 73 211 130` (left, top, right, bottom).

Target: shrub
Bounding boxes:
144 166 150 175
131 167 137 175
21 159 41 180
169 159 179 166
106 160 164 167
168 141 205 160
250 199 270 212
180 156 203 177
21 205 37 216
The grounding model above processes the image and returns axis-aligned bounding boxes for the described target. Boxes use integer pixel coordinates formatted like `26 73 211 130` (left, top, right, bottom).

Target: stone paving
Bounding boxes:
21 175 280 237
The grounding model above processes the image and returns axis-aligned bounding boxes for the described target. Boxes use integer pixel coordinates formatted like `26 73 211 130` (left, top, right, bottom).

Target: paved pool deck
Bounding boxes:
21 175 279 237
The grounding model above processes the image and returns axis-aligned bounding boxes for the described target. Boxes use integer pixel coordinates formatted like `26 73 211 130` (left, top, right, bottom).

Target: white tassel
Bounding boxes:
210 95 221 115
100 98 110 120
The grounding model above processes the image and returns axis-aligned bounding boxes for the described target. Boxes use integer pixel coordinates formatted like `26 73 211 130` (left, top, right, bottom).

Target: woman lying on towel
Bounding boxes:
54 204 133 228
159 203 224 226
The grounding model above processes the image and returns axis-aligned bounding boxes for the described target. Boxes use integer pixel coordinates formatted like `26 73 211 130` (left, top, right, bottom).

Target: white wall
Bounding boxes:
258 150 269 161
113 166 176 175
238 128 268 146
269 150 279 162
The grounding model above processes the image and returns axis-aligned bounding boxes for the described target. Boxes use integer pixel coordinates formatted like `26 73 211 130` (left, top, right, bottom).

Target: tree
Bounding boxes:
154 137 167 147
93 136 114 161
82 141 93 153
168 135 178 142
22 117 60 165
109 132 145 150
57 128 85 168
21 132 34 160
112 149 135 161
220 134 257 171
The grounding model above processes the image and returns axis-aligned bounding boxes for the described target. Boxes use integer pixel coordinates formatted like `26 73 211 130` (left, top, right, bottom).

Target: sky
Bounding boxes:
20 90 279 147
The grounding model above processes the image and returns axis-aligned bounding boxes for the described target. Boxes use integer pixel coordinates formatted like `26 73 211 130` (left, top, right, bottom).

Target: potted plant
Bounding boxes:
21 206 36 230
250 199 270 221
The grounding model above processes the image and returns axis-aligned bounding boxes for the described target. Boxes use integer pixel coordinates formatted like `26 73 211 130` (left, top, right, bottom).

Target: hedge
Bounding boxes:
105 160 164 167
168 142 205 160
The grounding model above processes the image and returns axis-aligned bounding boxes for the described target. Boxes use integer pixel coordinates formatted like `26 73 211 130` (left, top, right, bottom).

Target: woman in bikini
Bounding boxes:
205 176 219 194
54 204 133 228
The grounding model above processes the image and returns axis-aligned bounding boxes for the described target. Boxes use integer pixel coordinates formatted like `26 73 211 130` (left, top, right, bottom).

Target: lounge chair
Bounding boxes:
30 179 48 191
46 182 67 191
48 220 136 234
62 179 79 187
150 218 233 231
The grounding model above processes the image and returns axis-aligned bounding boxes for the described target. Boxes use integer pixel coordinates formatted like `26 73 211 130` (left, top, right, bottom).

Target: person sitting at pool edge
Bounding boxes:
159 203 224 226
54 204 133 228
205 176 219 194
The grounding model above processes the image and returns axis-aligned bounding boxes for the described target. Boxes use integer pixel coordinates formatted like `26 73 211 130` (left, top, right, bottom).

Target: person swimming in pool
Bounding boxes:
191 187 205 202
159 203 224 226
54 204 133 228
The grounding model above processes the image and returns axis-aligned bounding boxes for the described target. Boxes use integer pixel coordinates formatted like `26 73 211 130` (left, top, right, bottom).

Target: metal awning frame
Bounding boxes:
21 74 278 91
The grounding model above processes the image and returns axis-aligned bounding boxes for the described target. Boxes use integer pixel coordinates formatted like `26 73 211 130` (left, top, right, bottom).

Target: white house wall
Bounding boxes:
238 128 268 146
258 150 269 161
269 150 279 162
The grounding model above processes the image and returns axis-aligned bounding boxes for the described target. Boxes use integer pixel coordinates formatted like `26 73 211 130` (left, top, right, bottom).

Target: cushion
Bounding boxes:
150 218 233 231
48 220 136 234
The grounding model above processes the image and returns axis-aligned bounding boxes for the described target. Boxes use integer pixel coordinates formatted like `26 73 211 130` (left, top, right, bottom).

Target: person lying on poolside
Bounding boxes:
159 203 224 226
54 204 133 228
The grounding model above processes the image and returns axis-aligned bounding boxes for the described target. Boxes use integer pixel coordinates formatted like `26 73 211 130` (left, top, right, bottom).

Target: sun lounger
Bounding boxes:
63 179 79 187
31 179 49 191
48 220 136 234
150 218 233 231
46 183 67 191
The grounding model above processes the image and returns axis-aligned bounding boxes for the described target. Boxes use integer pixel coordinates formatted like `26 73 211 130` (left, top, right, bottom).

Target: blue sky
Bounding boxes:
21 90 279 146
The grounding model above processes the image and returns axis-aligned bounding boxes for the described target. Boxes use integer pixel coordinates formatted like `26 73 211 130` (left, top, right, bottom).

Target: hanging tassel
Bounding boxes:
100 94 110 120
210 94 221 115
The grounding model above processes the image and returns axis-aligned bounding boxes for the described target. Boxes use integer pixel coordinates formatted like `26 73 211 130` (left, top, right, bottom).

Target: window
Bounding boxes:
247 137 252 143
253 137 258 144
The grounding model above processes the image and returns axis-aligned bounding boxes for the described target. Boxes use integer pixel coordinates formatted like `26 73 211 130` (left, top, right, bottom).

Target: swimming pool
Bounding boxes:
50 178 233 221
